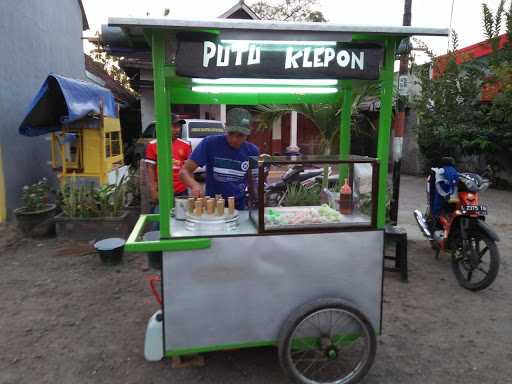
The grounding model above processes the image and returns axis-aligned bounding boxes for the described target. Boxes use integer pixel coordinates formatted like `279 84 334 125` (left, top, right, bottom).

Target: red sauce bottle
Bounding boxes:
339 178 353 214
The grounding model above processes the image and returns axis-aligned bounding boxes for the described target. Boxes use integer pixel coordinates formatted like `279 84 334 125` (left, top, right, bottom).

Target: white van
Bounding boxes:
130 119 225 179
179 119 225 151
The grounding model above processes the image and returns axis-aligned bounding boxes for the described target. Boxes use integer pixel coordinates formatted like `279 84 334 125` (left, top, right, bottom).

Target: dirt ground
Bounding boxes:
0 175 511 384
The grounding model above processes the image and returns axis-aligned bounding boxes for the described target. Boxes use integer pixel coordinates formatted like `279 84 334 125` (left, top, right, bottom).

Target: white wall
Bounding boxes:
0 0 86 212
140 88 155 131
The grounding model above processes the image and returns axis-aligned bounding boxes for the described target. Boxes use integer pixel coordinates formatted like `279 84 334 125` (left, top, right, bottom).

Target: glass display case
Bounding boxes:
248 155 379 233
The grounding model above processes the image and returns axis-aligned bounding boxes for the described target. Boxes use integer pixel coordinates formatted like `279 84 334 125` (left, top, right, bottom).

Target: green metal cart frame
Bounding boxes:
109 19 446 252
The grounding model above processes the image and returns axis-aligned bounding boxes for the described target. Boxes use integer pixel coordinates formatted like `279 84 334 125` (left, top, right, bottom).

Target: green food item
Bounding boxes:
265 208 283 226
318 204 343 222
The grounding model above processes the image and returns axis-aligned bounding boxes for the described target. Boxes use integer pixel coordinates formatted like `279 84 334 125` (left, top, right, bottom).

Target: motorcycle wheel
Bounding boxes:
451 231 500 291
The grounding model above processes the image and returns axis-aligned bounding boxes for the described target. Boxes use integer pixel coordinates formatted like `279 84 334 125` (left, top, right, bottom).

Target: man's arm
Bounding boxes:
145 141 159 203
180 159 202 198
147 163 158 202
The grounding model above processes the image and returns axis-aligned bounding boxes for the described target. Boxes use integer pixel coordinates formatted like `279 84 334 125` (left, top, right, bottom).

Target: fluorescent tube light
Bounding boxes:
222 40 337 46
192 78 338 86
191 86 338 94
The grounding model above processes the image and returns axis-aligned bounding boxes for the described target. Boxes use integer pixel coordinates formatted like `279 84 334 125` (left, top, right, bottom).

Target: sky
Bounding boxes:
81 0 506 63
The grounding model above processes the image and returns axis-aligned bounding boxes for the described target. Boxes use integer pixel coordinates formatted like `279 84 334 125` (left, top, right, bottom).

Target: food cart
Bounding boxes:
110 17 448 384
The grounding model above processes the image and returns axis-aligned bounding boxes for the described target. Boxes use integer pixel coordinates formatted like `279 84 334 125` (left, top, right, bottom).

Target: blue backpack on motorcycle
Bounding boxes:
431 165 459 216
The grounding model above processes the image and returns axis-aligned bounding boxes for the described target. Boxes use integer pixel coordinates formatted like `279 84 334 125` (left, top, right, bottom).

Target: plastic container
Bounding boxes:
94 238 125 265
144 310 163 361
143 231 162 270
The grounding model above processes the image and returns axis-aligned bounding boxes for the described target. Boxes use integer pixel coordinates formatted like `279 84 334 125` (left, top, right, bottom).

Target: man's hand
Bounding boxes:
180 159 202 197
190 183 202 198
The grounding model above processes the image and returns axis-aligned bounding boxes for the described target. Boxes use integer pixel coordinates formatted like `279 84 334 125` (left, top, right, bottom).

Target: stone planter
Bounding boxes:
54 211 130 242
14 204 57 238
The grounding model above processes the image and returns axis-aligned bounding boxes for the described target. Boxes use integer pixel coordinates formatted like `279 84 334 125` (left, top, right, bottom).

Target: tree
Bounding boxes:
254 82 379 155
89 33 135 94
411 34 486 168
481 0 512 182
411 0 512 183
249 0 327 22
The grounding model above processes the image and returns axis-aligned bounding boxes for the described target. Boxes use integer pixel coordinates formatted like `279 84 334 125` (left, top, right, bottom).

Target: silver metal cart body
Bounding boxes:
161 214 383 356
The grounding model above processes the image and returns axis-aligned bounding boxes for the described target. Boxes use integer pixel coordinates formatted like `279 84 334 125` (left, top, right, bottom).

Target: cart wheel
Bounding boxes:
278 298 376 384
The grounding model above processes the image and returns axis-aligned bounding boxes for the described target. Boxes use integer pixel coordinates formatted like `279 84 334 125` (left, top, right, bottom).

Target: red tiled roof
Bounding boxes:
433 34 509 77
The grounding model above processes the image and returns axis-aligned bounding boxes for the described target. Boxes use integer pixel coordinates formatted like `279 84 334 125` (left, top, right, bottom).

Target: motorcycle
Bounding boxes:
414 162 500 291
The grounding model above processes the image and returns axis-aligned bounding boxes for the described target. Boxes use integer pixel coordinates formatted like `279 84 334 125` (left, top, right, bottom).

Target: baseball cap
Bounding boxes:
226 108 252 135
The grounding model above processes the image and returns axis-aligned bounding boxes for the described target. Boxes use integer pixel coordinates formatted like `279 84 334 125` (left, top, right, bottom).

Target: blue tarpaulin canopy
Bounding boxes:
19 74 117 136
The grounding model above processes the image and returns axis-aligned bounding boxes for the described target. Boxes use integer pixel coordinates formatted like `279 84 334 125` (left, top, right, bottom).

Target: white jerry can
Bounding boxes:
144 310 163 361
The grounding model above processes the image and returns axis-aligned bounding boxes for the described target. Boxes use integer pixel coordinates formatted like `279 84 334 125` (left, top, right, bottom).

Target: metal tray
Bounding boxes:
264 206 371 231
185 211 240 232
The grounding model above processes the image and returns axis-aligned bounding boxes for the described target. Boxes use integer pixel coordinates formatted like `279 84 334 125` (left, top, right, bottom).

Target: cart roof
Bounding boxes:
108 17 449 40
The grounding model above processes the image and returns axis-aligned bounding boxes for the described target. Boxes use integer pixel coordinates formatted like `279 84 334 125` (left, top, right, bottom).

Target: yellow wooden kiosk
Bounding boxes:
19 74 125 185
50 103 124 184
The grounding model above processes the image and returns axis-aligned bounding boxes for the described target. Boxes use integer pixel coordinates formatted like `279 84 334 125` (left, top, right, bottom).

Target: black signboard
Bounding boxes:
175 40 384 80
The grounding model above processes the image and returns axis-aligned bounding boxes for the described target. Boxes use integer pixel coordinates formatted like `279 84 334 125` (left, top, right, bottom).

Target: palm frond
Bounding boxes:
495 0 506 36
251 82 379 154
482 3 495 40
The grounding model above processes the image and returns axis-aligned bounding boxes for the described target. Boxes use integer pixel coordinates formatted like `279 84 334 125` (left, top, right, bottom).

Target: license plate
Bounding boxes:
461 205 487 215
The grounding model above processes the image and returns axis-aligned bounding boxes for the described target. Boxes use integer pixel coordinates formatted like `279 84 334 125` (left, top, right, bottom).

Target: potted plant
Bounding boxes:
54 177 131 241
14 178 57 237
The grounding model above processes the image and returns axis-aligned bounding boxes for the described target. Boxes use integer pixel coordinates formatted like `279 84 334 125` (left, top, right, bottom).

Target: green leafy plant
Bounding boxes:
411 33 487 169
283 184 321 206
20 178 51 212
59 177 126 218
254 82 379 157
411 1 512 183
357 191 392 223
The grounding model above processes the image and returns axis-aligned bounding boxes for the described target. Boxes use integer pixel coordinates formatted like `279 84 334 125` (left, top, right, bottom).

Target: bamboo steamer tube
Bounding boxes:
216 198 225 216
187 198 195 214
215 194 222 200
194 199 203 216
228 196 235 215
206 198 215 215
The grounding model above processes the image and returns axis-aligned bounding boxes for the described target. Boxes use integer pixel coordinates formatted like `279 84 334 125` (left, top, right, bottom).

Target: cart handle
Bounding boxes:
124 214 211 253
148 275 162 306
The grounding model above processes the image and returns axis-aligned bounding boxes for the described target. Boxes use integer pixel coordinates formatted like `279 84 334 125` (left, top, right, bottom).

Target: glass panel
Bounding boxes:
248 155 377 233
